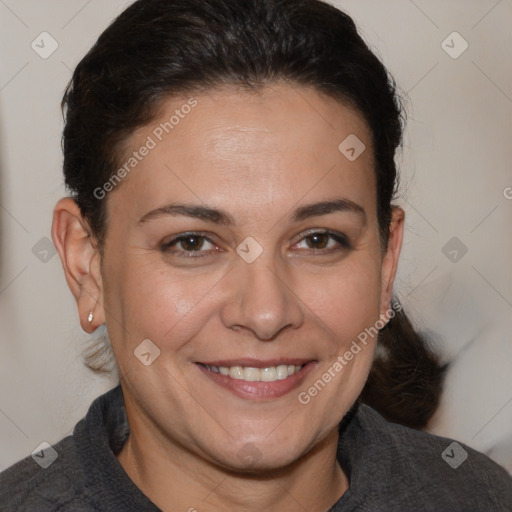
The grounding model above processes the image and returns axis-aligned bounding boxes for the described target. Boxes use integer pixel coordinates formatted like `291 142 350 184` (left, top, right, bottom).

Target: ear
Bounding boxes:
51 197 105 333
379 206 404 318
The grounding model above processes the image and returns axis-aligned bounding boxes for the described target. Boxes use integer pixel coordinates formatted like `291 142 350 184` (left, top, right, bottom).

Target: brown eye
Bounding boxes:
305 233 330 249
177 234 206 251
161 233 217 257
295 231 351 252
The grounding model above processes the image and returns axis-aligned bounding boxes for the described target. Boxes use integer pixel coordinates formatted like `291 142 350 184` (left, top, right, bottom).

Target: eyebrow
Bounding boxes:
138 198 366 225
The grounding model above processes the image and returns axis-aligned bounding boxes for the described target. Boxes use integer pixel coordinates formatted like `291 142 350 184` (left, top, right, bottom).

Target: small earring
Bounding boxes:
88 311 94 323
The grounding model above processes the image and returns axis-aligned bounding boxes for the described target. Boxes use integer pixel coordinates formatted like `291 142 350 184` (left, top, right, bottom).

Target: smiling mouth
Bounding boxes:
199 363 305 383
195 359 317 400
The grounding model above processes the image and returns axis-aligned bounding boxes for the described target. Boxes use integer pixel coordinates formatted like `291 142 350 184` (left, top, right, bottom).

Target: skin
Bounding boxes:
52 84 404 511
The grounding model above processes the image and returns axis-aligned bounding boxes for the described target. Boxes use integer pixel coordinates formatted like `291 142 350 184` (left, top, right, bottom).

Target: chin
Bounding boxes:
219 450 301 474
209 436 309 474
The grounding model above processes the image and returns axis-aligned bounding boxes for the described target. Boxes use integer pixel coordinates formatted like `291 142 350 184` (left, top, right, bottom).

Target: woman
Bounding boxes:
1 0 510 510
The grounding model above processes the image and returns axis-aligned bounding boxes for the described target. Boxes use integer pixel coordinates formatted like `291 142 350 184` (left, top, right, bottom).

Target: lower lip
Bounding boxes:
196 363 317 400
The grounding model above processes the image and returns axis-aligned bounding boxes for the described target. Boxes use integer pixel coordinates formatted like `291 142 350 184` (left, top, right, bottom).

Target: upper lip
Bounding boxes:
197 358 315 368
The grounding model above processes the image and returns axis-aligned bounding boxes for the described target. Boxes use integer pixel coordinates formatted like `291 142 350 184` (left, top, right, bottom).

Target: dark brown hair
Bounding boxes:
62 0 445 429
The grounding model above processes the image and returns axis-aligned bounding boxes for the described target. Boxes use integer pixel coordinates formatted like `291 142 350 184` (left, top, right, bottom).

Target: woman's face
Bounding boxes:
91 84 402 469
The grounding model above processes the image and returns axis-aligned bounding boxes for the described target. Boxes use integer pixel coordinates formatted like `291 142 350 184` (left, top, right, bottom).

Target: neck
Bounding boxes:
117 409 348 511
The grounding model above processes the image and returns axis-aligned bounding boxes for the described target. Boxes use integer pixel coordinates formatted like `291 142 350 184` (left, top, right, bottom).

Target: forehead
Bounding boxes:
111 84 376 221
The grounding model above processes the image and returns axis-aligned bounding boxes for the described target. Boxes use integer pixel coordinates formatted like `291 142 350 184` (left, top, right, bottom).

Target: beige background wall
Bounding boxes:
1 0 511 473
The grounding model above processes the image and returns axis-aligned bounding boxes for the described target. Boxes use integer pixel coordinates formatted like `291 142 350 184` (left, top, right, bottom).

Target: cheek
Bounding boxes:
292 257 383 436
298 256 382 346
103 253 225 352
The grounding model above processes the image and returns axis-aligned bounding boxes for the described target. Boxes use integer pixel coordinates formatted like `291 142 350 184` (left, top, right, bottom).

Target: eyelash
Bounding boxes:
161 230 352 258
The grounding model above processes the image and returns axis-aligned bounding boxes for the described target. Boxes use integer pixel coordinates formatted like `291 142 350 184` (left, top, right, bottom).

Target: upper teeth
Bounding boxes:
205 364 303 382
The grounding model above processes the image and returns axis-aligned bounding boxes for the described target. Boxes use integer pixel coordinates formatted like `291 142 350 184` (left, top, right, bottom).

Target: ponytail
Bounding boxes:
360 301 447 429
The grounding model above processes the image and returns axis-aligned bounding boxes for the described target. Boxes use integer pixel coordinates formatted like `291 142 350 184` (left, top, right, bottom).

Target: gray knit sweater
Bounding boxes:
1 385 511 511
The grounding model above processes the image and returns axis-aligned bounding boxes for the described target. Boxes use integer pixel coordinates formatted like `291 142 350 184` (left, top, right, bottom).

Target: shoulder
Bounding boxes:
0 435 92 511
0 386 153 512
344 404 512 510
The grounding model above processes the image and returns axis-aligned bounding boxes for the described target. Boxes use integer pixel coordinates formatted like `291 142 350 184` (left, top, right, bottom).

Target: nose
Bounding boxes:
220 257 304 341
